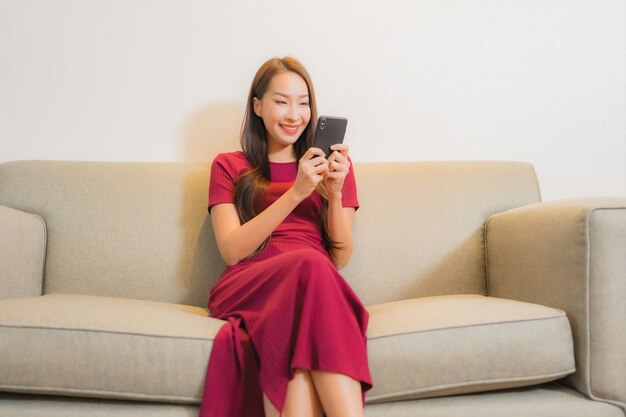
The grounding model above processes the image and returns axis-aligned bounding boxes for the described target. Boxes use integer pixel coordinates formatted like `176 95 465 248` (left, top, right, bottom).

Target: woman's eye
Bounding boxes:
300 102 310 106
275 100 286 105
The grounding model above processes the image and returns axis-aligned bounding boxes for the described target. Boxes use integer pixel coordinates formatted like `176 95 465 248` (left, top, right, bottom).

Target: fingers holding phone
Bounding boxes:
330 143 349 156
327 144 350 172
304 146 328 169
293 147 329 199
309 115 350 197
323 144 351 197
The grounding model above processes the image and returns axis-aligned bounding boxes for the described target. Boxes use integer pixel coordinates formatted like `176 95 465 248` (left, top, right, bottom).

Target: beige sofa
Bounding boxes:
0 159 624 417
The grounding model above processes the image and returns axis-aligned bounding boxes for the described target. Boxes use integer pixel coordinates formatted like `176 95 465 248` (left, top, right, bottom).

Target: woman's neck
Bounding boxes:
267 144 297 163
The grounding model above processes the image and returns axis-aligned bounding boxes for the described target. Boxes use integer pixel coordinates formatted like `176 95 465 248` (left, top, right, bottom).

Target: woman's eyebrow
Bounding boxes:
272 92 309 99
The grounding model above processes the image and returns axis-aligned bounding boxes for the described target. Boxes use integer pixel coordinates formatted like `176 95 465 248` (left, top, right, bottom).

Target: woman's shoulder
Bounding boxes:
212 150 248 164
212 151 251 169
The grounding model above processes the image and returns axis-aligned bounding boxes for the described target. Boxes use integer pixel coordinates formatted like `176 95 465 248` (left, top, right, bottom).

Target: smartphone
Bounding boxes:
312 116 348 158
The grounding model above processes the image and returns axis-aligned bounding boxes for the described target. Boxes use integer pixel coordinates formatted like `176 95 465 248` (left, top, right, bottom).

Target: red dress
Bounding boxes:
199 151 373 417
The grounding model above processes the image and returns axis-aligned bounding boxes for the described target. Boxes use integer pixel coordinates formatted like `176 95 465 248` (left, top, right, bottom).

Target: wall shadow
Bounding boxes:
180 101 244 163
177 102 244 310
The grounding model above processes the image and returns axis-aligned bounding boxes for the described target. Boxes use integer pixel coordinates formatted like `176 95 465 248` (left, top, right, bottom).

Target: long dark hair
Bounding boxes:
234 57 338 258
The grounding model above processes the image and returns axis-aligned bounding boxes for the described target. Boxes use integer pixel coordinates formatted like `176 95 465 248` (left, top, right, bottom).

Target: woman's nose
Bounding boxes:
286 103 299 120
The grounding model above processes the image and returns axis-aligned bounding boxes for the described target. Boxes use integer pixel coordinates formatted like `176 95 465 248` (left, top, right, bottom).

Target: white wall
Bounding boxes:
1 0 625 201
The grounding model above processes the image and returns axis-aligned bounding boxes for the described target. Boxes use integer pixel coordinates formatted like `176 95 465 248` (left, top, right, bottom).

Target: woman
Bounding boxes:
199 56 372 417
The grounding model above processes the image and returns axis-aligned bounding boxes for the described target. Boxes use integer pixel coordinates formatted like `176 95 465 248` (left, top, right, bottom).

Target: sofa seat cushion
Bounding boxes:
364 294 575 403
0 293 224 403
1 293 575 405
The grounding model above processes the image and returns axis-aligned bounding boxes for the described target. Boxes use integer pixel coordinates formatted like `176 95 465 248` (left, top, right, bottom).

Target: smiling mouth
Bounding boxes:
280 124 301 135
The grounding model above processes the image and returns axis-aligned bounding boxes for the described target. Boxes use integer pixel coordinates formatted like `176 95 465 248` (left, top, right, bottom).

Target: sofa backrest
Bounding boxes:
0 160 540 308
342 161 540 306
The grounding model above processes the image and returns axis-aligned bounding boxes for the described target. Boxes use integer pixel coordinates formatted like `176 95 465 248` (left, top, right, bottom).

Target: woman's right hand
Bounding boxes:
292 147 329 200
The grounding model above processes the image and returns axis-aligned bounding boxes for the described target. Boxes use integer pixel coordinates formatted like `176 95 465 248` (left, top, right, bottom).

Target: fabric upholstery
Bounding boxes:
0 161 541 308
0 206 46 299
0 293 574 405
0 161 222 308
1 384 622 417
2 160 623 416
337 161 541 305
0 392 199 417
0 294 222 403
485 197 626 411
365 294 574 402
364 383 623 417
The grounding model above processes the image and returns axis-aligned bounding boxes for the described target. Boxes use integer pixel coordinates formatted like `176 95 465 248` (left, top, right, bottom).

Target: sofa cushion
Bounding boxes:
364 294 575 403
1 384 624 417
0 294 223 403
0 293 575 404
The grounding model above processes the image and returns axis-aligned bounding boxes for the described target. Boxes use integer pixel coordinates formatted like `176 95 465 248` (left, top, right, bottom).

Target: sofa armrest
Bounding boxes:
484 197 626 410
0 206 46 299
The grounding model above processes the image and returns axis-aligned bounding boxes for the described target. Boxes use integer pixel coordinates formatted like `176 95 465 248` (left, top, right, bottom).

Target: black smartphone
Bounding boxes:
312 116 348 158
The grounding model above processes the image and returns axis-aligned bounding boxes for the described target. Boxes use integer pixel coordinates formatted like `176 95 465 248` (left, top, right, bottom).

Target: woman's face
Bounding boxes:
253 71 311 151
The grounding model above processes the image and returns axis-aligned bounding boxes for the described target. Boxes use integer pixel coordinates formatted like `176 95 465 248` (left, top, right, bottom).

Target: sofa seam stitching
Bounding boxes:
0 384 198 404
0 323 215 342
584 207 626 410
367 368 576 401
35 212 47 297
483 215 493 296
367 314 567 340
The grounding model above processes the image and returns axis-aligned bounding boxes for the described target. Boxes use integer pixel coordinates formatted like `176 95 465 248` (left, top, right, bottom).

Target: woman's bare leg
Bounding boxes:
263 368 324 417
309 370 364 417
263 392 281 417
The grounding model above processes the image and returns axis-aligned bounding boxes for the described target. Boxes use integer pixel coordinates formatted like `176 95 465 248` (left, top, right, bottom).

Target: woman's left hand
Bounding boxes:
323 144 350 198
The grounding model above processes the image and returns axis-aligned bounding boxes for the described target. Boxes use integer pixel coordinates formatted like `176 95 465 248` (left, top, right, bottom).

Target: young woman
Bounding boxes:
199 57 373 417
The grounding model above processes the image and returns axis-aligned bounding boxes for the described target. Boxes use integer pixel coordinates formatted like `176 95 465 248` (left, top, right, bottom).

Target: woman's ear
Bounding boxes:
252 97 262 117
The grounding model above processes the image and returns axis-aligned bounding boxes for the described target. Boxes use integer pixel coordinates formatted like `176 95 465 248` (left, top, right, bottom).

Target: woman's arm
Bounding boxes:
323 144 357 269
211 188 302 265
211 147 329 265
327 198 356 269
